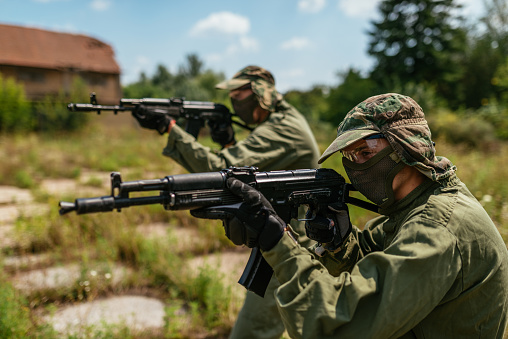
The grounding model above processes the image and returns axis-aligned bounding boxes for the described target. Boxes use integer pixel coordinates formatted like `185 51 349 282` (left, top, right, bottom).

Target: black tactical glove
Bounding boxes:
207 118 236 148
191 178 285 251
131 105 173 135
305 203 352 252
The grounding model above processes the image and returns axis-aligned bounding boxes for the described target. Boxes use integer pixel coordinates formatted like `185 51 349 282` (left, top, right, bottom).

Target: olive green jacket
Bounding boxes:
263 175 508 338
162 100 320 172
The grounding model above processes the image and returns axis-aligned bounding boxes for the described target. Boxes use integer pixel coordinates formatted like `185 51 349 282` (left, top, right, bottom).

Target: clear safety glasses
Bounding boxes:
340 134 387 163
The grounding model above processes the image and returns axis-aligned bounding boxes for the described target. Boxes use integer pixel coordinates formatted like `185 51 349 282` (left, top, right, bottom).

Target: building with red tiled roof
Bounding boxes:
0 23 121 104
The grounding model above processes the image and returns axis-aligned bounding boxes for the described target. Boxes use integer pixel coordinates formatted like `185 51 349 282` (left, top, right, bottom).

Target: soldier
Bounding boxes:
196 93 508 338
132 65 320 338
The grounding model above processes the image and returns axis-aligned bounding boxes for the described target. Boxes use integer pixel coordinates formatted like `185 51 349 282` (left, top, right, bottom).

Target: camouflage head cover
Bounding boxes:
319 93 456 182
215 65 283 112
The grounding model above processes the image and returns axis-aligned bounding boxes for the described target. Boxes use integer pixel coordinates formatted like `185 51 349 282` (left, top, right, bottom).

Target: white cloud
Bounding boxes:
298 0 326 13
191 12 257 63
90 0 112 11
224 36 260 55
136 56 150 66
338 0 379 18
281 37 310 50
204 37 259 63
189 12 250 37
205 53 223 63
205 36 259 63
238 36 259 51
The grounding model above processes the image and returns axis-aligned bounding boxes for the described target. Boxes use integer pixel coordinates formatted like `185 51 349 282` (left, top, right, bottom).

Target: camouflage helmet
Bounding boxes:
319 93 456 182
215 65 283 112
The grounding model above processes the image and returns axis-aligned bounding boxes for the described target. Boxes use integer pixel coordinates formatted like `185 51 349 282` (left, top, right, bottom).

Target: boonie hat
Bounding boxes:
216 65 282 112
319 93 456 182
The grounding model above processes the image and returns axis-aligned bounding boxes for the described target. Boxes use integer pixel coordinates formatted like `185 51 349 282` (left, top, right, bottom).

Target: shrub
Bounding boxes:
474 98 508 140
427 110 498 149
34 77 89 132
0 73 32 132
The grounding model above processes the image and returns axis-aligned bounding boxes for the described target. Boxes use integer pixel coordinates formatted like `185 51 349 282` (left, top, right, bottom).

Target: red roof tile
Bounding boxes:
0 23 120 74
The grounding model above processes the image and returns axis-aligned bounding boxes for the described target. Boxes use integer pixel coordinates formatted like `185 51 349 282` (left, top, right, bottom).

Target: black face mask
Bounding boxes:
342 146 406 209
231 93 259 125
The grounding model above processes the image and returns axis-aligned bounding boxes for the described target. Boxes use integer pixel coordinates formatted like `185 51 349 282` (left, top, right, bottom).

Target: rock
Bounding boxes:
0 186 33 204
12 264 131 292
46 295 166 334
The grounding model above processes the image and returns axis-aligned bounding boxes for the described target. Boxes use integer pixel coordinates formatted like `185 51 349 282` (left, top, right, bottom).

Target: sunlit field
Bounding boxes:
0 119 506 338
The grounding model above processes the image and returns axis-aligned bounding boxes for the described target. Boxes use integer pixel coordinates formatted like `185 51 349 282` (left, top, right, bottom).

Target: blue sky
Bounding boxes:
0 0 484 92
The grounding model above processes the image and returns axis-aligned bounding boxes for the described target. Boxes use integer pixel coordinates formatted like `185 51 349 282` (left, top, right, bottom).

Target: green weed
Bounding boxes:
0 120 506 338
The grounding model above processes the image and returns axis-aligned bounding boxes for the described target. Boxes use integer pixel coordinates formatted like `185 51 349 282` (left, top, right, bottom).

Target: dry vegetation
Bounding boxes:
0 119 507 338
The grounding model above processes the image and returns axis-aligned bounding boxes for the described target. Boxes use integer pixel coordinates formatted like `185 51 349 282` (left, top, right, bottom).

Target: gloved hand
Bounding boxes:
305 203 352 252
207 118 236 148
131 105 173 135
190 178 285 251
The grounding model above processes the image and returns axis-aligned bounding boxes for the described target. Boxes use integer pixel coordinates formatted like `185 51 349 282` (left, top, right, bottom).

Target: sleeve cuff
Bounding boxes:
162 124 184 156
263 231 302 268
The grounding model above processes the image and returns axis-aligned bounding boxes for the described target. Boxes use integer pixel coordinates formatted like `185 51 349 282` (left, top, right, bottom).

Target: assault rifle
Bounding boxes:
59 167 378 297
67 93 253 139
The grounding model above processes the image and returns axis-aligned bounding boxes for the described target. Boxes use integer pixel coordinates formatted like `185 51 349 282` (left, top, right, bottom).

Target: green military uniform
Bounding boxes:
261 93 508 338
162 99 319 174
265 173 508 338
163 68 320 339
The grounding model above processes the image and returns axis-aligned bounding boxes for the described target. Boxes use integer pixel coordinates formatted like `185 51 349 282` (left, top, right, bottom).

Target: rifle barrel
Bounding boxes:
67 103 134 112
58 201 77 215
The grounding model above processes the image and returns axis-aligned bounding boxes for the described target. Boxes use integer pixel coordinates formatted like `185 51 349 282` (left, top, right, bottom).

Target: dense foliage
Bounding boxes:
123 54 229 104
367 0 467 107
0 75 89 133
0 73 32 132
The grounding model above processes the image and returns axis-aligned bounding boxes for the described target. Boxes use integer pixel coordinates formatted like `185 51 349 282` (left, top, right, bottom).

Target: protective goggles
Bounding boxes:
340 134 387 163
232 83 252 91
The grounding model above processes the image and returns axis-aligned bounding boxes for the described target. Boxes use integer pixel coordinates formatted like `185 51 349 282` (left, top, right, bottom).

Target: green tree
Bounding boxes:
152 64 175 92
123 54 227 102
179 53 204 78
195 69 227 103
367 0 467 107
481 0 508 56
494 56 508 103
460 37 503 108
123 70 168 98
285 85 329 123
460 0 508 108
324 68 378 124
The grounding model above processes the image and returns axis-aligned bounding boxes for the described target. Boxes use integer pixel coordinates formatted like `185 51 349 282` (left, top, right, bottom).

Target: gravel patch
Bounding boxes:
12 263 131 292
0 185 33 204
46 295 166 334
0 203 49 225
2 252 52 271
40 179 105 197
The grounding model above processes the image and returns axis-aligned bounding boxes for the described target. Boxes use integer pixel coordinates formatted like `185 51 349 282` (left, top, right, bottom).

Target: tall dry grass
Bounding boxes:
0 119 506 338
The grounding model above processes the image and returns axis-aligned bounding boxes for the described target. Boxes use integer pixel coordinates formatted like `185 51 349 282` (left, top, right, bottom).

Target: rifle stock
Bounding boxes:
58 167 378 297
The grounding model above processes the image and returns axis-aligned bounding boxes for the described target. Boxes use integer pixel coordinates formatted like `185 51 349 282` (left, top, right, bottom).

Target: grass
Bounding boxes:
0 119 507 338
